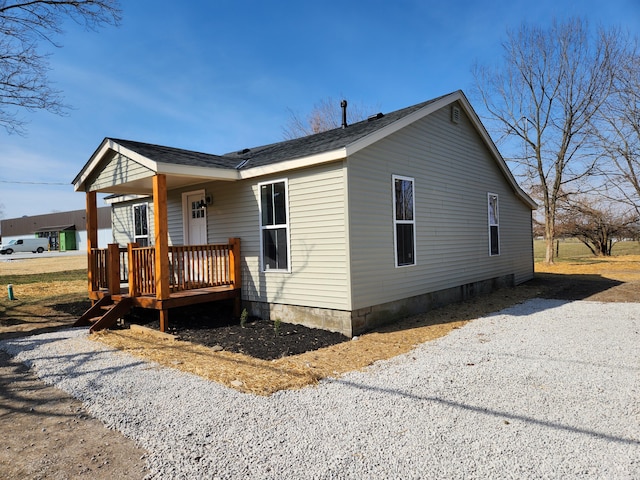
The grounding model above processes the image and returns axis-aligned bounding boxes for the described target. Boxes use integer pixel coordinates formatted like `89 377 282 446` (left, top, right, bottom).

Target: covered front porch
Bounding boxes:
72 139 248 333
75 175 242 334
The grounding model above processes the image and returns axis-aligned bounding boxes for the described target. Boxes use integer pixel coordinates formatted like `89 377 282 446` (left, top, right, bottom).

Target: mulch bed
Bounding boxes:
121 300 348 361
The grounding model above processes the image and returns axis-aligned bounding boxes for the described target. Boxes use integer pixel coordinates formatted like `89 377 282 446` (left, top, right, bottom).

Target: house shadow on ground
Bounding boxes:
526 272 626 301
371 272 631 337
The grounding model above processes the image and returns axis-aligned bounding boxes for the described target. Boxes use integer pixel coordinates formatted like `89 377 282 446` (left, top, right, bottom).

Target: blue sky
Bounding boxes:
1 0 638 220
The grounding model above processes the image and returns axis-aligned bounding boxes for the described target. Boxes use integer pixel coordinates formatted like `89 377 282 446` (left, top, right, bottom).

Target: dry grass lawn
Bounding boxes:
2 254 639 396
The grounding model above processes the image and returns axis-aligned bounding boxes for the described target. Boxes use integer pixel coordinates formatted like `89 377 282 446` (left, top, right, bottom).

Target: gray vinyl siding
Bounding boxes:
111 198 154 246
166 189 186 245
164 164 349 310
347 102 533 310
88 152 154 192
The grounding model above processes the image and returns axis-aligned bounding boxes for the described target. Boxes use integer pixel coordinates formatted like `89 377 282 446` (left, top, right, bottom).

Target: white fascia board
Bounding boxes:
456 95 538 209
158 163 240 181
236 95 460 181
342 90 536 210
73 139 111 191
238 148 347 180
345 92 461 157
73 139 159 192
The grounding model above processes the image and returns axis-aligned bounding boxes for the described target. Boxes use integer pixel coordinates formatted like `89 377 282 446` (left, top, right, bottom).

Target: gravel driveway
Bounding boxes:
1 298 638 479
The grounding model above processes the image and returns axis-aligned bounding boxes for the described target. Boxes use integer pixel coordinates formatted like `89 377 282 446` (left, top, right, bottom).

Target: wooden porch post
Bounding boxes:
228 237 241 287
228 237 241 317
107 243 121 295
127 242 139 297
86 191 98 295
153 174 170 331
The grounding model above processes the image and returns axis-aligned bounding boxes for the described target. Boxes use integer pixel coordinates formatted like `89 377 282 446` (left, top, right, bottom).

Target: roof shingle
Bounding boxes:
109 95 445 170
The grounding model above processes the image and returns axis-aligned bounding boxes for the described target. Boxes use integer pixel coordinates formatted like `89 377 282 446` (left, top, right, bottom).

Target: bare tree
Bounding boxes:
596 49 640 214
0 0 121 134
473 18 627 263
556 196 639 256
282 96 378 139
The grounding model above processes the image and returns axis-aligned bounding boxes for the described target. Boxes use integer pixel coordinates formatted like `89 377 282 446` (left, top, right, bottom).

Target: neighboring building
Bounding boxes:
0 207 112 251
72 90 536 336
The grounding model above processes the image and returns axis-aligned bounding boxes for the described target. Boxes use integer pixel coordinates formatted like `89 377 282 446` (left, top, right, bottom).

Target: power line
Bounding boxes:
0 179 69 186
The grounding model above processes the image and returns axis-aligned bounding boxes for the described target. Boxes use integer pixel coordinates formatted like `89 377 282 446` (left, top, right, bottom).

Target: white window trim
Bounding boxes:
182 189 207 245
392 174 417 267
488 192 500 256
132 202 150 246
258 178 291 273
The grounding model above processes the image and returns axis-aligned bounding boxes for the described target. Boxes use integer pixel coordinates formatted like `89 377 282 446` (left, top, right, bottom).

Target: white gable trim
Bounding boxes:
73 138 158 192
237 91 535 209
238 148 346 180
237 95 460 181
345 93 460 157
74 139 241 192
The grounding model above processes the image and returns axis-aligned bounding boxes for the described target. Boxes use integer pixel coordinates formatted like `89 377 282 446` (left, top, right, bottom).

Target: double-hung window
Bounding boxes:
133 203 150 247
488 193 500 256
393 175 416 266
260 180 289 271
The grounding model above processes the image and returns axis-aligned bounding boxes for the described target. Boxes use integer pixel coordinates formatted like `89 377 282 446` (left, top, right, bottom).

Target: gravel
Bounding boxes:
1 298 639 479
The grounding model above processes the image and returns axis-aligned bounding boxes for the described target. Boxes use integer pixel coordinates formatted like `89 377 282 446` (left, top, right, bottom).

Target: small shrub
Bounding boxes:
274 318 282 336
240 308 249 328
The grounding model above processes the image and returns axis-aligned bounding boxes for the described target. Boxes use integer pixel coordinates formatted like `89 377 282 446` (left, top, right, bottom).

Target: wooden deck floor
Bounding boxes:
93 285 240 311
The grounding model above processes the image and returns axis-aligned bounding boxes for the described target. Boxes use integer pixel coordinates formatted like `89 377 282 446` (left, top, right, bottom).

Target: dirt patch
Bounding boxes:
0 350 148 479
1 255 639 478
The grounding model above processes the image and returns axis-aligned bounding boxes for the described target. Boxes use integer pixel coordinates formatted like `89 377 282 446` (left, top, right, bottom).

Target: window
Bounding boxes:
393 175 416 266
133 203 149 247
488 193 500 256
191 200 205 219
260 180 289 271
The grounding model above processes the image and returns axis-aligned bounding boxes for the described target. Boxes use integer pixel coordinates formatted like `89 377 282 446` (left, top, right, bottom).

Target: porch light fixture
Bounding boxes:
196 195 212 210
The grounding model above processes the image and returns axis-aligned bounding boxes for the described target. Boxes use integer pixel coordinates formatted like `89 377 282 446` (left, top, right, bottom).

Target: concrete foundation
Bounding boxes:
245 274 515 337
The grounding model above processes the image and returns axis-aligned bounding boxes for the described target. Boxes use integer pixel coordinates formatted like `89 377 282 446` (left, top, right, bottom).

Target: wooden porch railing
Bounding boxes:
89 238 240 297
90 246 127 291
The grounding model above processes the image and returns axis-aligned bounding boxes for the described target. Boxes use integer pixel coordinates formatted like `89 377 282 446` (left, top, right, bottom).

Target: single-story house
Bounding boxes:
72 90 536 337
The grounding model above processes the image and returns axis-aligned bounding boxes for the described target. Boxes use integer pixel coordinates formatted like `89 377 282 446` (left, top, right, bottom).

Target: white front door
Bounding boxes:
183 190 207 245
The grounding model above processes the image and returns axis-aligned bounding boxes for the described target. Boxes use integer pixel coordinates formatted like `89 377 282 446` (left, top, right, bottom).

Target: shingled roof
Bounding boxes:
73 90 535 209
107 94 446 171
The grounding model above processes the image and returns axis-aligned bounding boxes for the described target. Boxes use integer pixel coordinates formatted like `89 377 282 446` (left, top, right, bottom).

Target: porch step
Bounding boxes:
73 296 134 333
90 298 133 333
73 296 114 327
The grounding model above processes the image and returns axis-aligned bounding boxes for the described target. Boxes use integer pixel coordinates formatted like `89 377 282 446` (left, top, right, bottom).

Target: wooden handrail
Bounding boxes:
168 244 232 291
129 245 155 296
89 248 108 291
89 246 128 293
126 240 240 296
89 240 241 297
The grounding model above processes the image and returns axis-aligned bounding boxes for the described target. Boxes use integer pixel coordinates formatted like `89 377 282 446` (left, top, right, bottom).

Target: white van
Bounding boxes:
0 238 49 254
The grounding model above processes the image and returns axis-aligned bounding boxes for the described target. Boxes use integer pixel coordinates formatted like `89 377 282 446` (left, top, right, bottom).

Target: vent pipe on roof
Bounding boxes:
341 100 348 129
